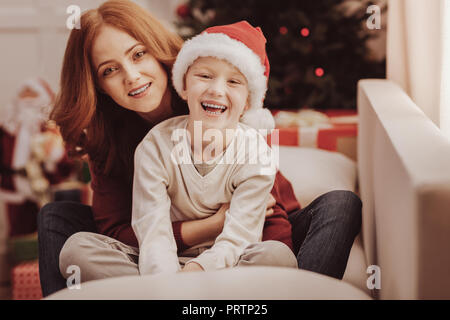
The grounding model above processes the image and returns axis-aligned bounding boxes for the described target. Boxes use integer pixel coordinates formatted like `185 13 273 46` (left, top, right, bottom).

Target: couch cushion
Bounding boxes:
277 146 367 293
343 234 371 296
47 266 372 300
278 146 357 208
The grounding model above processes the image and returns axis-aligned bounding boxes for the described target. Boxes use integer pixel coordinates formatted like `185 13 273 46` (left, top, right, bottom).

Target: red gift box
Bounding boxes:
11 260 42 300
270 109 358 161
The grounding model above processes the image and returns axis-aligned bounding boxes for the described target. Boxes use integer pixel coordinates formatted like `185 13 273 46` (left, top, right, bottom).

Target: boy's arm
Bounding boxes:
90 162 185 249
187 168 275 271
187 129 276 270
131 133 180 275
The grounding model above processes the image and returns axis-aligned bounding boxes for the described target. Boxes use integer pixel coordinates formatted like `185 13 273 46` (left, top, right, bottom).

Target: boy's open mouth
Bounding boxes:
201 102 227 115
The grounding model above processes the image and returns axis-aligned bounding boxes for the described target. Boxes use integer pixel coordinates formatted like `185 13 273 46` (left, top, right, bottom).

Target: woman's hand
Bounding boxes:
266 194 276 217
180 262 204 273
210 202 229 227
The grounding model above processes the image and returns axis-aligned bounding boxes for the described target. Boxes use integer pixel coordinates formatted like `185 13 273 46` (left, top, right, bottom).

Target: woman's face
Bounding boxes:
91 25 170 115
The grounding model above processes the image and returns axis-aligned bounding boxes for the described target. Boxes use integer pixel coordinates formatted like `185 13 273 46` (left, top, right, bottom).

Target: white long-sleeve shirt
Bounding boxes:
132 115 275 274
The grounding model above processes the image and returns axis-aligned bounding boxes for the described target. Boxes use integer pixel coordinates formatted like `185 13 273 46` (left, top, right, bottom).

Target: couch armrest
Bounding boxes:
358 79 450 299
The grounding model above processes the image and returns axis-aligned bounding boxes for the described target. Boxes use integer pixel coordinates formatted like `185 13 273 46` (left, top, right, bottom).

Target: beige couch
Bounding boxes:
47 79 450 300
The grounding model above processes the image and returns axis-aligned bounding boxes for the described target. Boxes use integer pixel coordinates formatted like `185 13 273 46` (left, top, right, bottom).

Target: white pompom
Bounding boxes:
240 108 275 131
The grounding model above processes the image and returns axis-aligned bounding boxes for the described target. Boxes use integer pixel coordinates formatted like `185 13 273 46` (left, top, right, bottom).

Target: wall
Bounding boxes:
0 0 179 109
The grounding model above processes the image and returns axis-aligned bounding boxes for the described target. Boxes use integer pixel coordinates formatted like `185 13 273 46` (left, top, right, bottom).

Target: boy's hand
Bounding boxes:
181 262 204 273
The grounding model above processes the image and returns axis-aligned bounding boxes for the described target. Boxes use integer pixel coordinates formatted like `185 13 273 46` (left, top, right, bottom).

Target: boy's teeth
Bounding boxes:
202 102 226 110
129 83 149 96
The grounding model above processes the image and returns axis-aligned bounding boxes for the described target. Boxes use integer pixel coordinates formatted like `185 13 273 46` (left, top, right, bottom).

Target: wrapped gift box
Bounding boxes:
270 109 358 161
11 260 42 300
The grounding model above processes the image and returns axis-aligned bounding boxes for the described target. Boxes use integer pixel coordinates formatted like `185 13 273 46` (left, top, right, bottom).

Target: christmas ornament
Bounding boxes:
176 4 190 19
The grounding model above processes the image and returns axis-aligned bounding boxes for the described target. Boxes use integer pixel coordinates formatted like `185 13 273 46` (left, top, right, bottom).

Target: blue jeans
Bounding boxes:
37 201 96 297
288 190 362 279
37 190 361 297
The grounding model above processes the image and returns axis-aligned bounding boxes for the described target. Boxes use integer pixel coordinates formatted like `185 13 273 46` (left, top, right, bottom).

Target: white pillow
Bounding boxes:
278 146 357 208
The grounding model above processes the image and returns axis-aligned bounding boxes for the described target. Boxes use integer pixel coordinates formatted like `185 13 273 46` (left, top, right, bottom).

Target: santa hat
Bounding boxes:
172 20 275 131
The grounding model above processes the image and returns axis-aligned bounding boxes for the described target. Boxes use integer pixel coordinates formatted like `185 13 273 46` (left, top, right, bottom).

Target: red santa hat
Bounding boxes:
172 20 275 131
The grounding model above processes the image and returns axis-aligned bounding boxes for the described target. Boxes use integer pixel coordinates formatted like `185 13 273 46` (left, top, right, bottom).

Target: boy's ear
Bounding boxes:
244 97 250 112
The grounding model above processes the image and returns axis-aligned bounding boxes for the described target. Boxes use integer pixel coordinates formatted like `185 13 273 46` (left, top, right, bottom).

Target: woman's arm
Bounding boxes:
179 203 228 248
91 164 283 252
261 171 300 251
90 170 140 247
185 154 276 271
178 195 275 252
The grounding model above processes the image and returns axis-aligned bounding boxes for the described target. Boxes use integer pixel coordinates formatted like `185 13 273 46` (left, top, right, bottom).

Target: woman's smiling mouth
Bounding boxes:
128 83 151 97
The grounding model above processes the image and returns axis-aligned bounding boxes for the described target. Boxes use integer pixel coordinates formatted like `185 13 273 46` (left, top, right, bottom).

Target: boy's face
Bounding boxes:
181 57 250 131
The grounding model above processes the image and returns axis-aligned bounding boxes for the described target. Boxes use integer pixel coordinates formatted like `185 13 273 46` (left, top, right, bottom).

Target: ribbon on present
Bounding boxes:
271 109 358 160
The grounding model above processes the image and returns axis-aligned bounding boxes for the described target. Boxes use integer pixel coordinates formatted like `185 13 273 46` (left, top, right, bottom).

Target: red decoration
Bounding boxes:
11 260 42 300
279 26 288 35
315 67 324 77
176 4 190 18
300 27 310 37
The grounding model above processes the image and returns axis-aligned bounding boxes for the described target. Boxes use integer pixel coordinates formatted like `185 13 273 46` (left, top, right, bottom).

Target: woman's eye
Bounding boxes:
229 79 241 85
197 74 211 79
134 51 146 59
103 67 116 76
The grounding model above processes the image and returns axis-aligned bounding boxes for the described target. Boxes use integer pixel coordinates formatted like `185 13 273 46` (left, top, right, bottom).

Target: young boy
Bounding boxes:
132 21 296 275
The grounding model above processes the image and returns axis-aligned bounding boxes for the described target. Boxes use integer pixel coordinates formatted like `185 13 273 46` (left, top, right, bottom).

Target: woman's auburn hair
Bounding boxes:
51 0 184 178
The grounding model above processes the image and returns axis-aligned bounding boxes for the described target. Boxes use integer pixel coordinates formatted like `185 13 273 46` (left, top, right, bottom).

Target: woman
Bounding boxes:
38 0 361 297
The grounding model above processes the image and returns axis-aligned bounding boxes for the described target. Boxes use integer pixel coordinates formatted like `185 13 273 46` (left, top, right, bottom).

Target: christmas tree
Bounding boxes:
175 0 386 110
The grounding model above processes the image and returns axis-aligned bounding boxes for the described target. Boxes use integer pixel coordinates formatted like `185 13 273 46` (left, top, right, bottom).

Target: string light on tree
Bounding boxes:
279 26 288 35
300 27 310 37
315 67 324 77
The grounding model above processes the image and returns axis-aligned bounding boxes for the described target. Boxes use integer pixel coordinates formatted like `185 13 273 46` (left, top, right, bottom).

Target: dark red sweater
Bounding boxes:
91 168 300 252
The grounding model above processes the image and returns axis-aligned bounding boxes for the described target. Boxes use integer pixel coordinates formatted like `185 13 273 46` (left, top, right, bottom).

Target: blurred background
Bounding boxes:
0 0 386 299
0 0 386 110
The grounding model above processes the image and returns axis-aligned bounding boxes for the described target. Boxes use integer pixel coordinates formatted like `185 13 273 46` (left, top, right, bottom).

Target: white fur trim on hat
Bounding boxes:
240 108 275 131
172 32 268 112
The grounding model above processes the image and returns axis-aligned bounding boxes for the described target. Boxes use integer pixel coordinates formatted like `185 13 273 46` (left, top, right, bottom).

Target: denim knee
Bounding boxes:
37 201 94 234
37 202 62 234
319 190 362 234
